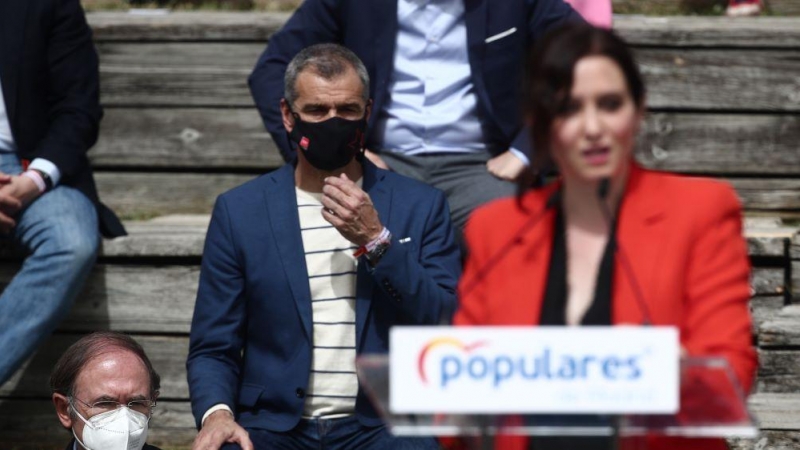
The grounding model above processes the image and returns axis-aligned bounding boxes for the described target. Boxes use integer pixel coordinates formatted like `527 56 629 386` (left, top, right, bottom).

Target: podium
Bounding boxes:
356 327 757 449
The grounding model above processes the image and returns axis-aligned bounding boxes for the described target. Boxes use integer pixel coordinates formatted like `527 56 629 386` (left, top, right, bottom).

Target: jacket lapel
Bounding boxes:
463 0 497 128
355 161 389 350
613 165 667 325
0 0 30 127
263 164 313 340
513 184 559 325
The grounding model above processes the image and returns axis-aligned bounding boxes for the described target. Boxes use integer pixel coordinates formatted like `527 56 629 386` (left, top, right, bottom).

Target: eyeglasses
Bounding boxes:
70 396 156 416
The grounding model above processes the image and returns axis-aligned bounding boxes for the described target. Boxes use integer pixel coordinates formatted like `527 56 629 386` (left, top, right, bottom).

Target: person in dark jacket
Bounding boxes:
0 0 126 386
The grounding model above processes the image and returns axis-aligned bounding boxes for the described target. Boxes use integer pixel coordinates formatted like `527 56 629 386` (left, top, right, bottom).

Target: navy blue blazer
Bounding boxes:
0 0 125 237
187 161 461 431
249 0 582 162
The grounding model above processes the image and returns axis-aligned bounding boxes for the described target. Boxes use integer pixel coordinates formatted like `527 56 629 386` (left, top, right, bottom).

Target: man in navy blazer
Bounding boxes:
188 44 459 449
250 0 583 232
0 0 126 386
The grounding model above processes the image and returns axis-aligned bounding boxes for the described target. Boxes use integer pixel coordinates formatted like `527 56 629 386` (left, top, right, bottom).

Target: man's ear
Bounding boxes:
53 393 74 430
365 99 373 122
281 99 296 133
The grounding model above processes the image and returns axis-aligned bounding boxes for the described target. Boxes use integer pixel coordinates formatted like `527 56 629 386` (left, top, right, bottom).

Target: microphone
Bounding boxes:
459 188 561 299
596 178 654 326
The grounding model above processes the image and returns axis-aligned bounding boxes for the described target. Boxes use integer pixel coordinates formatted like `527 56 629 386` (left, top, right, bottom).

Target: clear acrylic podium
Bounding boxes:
356 355 757 449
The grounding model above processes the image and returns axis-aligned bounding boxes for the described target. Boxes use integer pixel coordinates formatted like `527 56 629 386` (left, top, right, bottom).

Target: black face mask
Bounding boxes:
289 112 367 172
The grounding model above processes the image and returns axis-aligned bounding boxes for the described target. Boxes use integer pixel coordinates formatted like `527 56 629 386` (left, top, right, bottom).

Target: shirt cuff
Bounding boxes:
202 404 233 427
28 158 61 187
508 148 530 167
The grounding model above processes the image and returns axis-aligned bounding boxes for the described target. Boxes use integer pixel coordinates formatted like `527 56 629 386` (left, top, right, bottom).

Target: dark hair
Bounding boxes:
50 331 161 399
284 43 370 107
523 24 645 176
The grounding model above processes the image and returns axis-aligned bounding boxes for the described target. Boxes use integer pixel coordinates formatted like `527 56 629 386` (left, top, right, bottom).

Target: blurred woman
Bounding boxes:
454 25 756 450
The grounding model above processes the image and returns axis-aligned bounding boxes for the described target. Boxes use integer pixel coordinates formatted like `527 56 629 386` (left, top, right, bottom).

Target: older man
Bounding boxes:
187 43 460 449
51 331 162 450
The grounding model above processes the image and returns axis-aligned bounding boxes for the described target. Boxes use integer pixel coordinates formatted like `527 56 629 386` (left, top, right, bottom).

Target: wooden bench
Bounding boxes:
0 12 798 449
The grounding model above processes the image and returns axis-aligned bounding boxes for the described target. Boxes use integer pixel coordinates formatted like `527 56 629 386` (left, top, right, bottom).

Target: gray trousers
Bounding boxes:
378 151 517 232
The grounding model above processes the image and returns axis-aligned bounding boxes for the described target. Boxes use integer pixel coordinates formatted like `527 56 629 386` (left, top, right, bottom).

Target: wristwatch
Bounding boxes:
31 169 53 191
365 239 391 265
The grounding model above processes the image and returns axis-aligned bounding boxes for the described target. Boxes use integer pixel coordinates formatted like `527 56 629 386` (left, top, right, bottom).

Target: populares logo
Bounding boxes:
417 337 643 389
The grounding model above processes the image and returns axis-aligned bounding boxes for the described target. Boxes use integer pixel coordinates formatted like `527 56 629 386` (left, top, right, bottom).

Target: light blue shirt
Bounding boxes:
0 77 62 185
375 0 487 156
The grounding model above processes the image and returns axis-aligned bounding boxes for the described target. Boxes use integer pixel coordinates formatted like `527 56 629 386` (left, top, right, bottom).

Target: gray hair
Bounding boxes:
284 43 370 108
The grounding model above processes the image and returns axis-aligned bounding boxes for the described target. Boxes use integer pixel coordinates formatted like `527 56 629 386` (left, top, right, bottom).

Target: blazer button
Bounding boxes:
296 388 305 398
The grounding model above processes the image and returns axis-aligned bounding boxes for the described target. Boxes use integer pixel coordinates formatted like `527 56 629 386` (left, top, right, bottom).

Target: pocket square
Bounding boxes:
485 27 517 44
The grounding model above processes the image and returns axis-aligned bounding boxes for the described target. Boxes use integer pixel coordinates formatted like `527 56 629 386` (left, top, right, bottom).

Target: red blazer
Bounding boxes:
454 164 757 450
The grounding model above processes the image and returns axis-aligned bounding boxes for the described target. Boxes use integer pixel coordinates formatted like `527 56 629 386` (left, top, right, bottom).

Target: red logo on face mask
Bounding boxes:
300 137 310 150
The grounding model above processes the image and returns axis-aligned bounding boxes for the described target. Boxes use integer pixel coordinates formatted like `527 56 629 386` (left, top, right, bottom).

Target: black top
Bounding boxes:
539 205 616 326
530 206 616 450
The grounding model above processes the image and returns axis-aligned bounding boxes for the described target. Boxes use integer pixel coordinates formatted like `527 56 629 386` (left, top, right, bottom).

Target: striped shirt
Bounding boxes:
296 186 359 418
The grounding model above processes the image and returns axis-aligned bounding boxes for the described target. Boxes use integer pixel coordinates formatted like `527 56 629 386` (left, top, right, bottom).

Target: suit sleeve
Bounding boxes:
248 0 343 161
186 197 247 429
35 0 102 178
682 185 757 393
367 189 461 325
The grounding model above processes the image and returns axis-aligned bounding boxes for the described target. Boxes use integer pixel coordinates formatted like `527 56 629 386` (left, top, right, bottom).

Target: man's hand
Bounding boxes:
192 410 253 450
0 175 43 207
321 173 383 246
486 150 527 181
0 173 22 234
364 149 390 170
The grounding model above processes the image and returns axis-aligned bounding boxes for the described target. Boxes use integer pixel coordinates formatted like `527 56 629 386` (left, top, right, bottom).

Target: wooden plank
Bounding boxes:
0 214 784 259
87 11 287 42
93 173 800 219
747 229 793 257
635 114 800 175
1 335 190 399
98 42 263 107
760 304 800 347
0 399 194 449
0 264 199 333
794 260 800 295
751 267 786 297
93 42 800 110
727 178 800 212
95 172 255 220
793 233 800 259
729 431 800 450
92 108 282 169
93 110 799 175
103 215 209 257
614 16 800 48
758 349 800 393
747 393 800 430
751 296 786 334
636 48 800 111
0 263 777 337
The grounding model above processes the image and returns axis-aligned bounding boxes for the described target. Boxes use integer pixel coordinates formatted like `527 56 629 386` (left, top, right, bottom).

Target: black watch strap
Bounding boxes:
31 169 53 191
